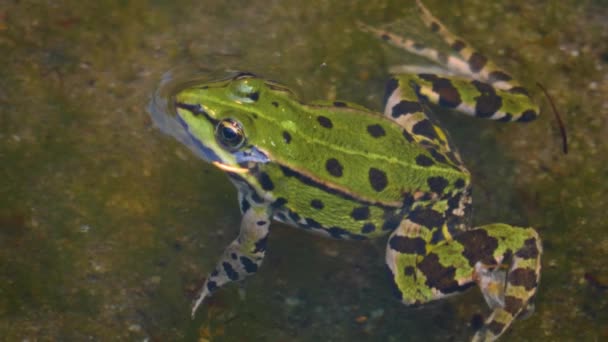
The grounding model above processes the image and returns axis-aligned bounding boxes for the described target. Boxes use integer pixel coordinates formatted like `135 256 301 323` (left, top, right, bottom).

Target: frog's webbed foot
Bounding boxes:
474 263 507 310
474 262 536 319
191 202 271 318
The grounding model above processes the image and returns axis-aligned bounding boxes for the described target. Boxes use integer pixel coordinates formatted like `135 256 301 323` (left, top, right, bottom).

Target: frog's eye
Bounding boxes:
229 78 261 102
215 119 246 151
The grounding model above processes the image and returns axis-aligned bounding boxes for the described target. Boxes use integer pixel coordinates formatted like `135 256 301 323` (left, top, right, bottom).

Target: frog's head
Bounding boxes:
173 72 289 173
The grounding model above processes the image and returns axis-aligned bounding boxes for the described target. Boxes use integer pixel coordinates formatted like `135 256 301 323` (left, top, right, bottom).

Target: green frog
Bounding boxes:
151 1 542 341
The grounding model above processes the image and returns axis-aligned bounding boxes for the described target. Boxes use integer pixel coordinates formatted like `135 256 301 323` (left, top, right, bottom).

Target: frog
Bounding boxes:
150 1 542 341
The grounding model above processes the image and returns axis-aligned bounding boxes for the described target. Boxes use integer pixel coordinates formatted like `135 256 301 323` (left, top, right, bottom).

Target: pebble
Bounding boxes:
285 296 301 307
128 324 142 332
370 308 384 319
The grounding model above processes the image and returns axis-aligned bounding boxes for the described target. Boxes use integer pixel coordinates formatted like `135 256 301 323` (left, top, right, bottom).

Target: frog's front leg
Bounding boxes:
386 221 541 341
191 193 270 317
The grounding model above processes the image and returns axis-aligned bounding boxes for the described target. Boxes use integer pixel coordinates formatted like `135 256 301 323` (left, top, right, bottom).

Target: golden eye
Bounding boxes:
215 119 245 151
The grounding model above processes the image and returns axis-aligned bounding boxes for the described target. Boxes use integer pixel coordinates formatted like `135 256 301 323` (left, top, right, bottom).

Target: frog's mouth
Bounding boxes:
212 161 249 174
213 146 270 174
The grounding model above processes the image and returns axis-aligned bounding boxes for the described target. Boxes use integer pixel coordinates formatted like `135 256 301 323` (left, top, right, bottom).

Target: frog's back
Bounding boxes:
250 98 469 207
244 99 469 239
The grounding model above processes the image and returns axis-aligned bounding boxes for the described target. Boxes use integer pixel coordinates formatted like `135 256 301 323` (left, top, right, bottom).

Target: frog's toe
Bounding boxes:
475 263 507 310
517 301 535 320
190 238 267 318
472 326 500 342
191 283 211 318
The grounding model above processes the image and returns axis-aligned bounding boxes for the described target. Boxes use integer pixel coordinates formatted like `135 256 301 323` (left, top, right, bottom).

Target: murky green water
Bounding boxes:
1 0 607 340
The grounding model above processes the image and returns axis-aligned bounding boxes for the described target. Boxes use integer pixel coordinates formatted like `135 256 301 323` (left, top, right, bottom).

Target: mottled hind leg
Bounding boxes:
383 73 465 166
191 197 270 317
385 219 475 307
364 1 540 122
415 0 528 91
470 224 542 341
357 21 467 75
386 221 541 341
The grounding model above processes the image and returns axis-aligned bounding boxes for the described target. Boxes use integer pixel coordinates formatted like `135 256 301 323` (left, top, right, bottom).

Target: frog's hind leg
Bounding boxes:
191 192 271 317
357 21 466 76
470 224 542 341
385 222 541 341
366 1 540 122
414 0 525 92
384 219 476 309
383 74 464 166
386 68 539 125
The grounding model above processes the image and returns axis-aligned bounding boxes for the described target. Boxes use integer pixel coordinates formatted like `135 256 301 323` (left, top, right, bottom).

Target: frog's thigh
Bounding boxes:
386 73 538 125
385 219 474 306
383 75 462 162
191 194 270 317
